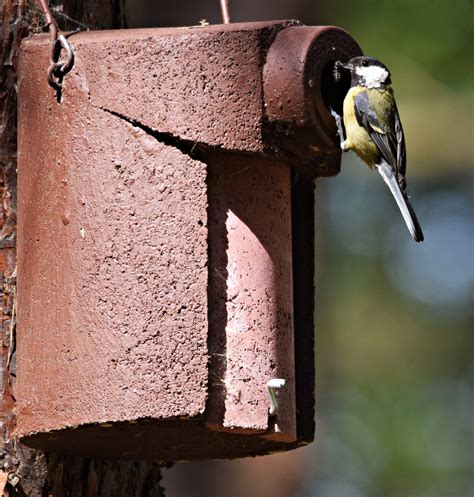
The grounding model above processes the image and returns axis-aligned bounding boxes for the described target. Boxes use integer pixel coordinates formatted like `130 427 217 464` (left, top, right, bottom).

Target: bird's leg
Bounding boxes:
330 108 347 150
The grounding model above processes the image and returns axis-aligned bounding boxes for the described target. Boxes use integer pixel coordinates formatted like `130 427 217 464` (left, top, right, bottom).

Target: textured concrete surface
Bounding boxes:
18 53 209 428
206 153 295 442
16 21 361 460
263 25 362 174
70 21 297 155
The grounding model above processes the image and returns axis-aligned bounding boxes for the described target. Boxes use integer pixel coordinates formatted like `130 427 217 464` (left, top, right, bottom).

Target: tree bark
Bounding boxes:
0 1 164 495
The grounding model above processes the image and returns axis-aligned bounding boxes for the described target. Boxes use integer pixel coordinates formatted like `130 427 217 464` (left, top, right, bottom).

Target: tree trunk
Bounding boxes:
0 1 164 495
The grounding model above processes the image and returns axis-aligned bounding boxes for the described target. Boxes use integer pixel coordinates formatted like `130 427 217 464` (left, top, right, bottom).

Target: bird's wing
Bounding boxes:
377 160 424 242
354 90 407 187
394 105 407 188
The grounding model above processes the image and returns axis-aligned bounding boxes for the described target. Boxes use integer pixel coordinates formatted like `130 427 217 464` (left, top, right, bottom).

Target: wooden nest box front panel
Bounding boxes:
16 21 361 460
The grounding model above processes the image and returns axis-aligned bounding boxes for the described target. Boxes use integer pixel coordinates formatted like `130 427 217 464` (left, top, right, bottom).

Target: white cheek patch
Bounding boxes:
355 65 389 88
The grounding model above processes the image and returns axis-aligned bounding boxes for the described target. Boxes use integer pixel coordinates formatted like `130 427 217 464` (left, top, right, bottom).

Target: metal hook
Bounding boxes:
57 35 75 76
37 0 75 92
46 36 75 91
46 61 64 91
266 378 286 417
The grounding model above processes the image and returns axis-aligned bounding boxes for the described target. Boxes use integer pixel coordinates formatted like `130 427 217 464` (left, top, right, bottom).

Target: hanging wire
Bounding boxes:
219 0 230 24
38 0 75 92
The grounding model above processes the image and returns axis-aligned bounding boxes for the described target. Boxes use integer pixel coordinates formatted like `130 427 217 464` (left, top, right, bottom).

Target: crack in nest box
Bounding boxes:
98 107 206 160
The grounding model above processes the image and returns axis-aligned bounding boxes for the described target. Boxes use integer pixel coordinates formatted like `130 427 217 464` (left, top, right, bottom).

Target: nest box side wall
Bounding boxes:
15 21 362 460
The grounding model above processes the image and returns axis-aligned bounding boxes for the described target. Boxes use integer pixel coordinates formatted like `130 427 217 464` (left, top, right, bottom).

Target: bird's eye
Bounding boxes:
362 60 369 67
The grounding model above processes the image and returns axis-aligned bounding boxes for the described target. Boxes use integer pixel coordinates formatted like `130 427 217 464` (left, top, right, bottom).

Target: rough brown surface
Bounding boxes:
19 20 360 171
1 2 45 496
263 25 362 173
18 60 209 428
16 21 361 460
43 455 164 497
206 153 295 442
3 2 163 496
76 21 297 154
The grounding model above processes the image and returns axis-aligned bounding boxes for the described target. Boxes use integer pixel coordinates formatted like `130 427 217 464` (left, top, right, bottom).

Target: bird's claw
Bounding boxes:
329 107 339 120
329 107 346 146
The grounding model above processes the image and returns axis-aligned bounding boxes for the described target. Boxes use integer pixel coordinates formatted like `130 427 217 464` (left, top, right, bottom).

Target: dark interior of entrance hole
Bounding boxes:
320 60 351 117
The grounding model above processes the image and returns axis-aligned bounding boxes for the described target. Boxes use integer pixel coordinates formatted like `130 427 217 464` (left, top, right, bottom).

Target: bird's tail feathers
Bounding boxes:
376 161 424 242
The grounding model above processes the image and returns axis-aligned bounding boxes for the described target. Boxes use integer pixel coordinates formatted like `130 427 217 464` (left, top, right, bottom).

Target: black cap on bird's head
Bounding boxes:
335 56 391 88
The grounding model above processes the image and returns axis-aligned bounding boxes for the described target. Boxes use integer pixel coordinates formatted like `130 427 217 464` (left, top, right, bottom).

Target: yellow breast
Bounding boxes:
343 86 379 167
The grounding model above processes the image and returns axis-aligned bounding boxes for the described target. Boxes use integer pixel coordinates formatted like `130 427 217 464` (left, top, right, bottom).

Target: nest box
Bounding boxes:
16 21 361 460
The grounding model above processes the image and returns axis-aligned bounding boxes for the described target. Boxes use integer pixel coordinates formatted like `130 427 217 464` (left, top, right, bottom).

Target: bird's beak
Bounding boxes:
336 61 352 71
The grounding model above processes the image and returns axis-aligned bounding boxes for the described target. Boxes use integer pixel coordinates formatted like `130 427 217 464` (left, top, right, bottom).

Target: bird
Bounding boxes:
331 56 424 242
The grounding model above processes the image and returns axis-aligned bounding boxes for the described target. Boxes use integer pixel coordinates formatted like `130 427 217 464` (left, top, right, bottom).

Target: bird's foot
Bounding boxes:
330 107 346 147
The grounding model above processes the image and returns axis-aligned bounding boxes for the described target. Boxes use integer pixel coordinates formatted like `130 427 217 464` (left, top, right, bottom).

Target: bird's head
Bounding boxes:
336 56 391 89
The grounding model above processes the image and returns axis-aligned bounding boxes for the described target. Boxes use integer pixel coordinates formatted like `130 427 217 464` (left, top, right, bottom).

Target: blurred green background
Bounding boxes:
127 1 473 495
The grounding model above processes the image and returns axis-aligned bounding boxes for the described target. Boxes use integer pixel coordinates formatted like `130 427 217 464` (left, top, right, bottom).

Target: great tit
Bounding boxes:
332 56 424 242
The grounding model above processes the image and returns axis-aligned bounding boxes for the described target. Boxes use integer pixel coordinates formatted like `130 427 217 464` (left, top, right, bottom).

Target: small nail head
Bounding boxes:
267 378 286 389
